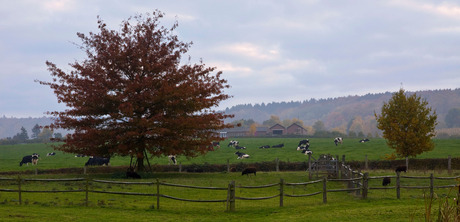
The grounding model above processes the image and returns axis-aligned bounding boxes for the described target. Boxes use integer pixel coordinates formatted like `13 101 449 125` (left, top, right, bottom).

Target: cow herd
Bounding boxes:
19 152 111 167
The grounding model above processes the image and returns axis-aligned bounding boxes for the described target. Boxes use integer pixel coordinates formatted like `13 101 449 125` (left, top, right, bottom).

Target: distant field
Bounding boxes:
0 138 459 172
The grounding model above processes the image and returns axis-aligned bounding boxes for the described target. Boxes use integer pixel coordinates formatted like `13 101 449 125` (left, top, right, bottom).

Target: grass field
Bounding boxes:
0 171 459 221
1 138 459 172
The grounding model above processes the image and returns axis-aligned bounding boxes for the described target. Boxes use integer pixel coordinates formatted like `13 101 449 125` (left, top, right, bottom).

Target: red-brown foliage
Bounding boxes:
37 11 233 171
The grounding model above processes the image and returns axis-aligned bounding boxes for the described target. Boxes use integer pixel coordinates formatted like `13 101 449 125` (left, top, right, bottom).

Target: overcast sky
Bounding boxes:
1 0 460 117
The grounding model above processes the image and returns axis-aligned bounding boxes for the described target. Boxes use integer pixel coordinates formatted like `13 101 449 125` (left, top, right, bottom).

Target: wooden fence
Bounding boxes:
1 173 458 211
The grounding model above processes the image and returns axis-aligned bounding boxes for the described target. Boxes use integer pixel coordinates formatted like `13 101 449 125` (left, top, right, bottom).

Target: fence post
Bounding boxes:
280 178 284 207
430 173 434 198
335 155 339 178
365 155 368 170
356 170 361 196
276 158 279 172
308 153 312 180
448 155 452 175
35 168 38 175
322 177 327 204
83 166 87 175
156 178 160 209
229 180 235 211
227 159 230 173
348 166 353 192
179 163 182 173
85 177 89 207
362 172 368 199
396 171 401 199
405 157 409 172
17 176 22 205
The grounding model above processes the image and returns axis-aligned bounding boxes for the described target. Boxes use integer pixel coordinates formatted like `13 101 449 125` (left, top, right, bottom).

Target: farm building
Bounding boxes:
219 123 307 137
269 124 286 135
286 123 308 135
219 126 268 138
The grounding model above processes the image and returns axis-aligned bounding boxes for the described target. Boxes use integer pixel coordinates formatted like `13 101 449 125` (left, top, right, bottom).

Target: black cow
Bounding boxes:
126 167 141 179
85 156 110 166
19 153 39 166
334 137 343 146
242 167 257 176
382 177 391 186
359 139 370 143
395 165 407 173
272 143 284 148
259 145 270 149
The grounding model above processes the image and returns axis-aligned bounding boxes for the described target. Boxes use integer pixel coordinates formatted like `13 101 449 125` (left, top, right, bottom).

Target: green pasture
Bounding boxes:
0 171 459 221
0 138 459 172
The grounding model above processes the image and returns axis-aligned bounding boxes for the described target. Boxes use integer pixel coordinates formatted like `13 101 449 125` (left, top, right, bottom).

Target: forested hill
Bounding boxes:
223 88 460 132
2 89 460 139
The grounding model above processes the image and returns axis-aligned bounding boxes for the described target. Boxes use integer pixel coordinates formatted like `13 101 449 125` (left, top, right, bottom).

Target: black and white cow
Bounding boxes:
168 155 177 165
272 143 284 148
211 142 220 148
334 137 343 146
47 152 56 156
235 151 250 159
85 156 110 166
298 139 310 147
227 140 239 147
235 145 246 149
259 145 270 149
359 138 370 143
19 153 39 166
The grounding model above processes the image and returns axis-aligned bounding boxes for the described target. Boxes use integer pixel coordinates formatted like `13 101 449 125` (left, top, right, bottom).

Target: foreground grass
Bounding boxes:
1 171 458 221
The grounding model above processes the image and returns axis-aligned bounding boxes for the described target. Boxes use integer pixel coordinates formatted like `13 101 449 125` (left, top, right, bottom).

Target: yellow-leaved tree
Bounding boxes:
375 88 438 158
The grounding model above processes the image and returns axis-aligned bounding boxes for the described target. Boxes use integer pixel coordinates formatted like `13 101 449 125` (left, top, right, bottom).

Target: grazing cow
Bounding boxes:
334 137 343 146
19 153 39 166
272 143 284 148
85 156 110 166
302 149 313 155
259 145 270 149
47 152 56 156
242 167 257 176
298 139 310 147
227 140 239 147
382 177 391 186
235 151 250 159
168 155 177 165
235 145 246 149
126 167 141 179
211 142 220 148
395 165 407 173
359 139 370 143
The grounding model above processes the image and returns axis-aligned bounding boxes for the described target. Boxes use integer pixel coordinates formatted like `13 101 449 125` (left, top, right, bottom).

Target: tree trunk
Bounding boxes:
137 157 145 172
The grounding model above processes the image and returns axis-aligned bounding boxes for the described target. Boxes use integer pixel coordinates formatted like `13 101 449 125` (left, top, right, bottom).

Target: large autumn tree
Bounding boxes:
375 88 437 158
38 11 233 171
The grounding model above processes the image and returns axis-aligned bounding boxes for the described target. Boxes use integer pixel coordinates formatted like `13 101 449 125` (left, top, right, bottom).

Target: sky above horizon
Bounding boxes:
1 0 460 117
